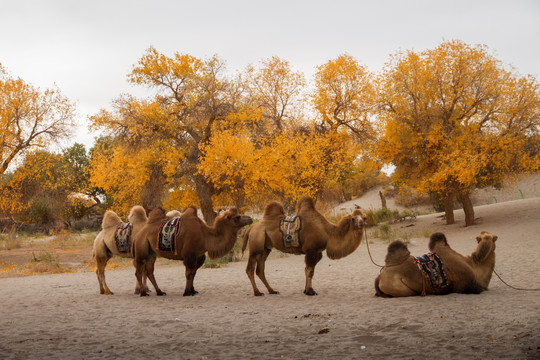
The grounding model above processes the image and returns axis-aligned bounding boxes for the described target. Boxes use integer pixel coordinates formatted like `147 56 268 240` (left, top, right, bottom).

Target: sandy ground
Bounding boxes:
1 197 539 359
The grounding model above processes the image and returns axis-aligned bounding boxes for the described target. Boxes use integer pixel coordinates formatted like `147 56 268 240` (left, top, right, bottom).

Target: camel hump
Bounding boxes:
128 205 147 223
385 240 410 264
181 206 198 217
147 207 167 224
428 232 448 251
166 210 182 218
102 210 122 229
263 201 285 218
295 196 315 212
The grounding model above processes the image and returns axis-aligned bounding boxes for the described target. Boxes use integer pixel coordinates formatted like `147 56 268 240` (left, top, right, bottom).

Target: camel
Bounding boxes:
242 196 367 296
374 231 497 297
93 205 148 295
133 206 252 296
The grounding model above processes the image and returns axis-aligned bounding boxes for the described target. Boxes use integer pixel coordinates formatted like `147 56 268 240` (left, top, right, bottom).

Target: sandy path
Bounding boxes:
0 198 539 359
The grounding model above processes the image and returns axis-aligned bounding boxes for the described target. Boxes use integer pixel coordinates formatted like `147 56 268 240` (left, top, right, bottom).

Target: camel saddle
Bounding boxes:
157 217 181 253
414 252 449 289
279 216 302 248
114 222 133 253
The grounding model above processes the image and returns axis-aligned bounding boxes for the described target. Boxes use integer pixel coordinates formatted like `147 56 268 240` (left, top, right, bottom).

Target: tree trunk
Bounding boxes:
140 165 165 212
459 191 475 227
379 191 387 209
194 174 217 225
443 194 455 225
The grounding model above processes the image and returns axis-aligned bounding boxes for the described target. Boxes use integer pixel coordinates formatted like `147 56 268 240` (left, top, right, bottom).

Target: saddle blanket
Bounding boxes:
414 252 449 288
114 222 133 253
157 217 181 252
279 216 302 248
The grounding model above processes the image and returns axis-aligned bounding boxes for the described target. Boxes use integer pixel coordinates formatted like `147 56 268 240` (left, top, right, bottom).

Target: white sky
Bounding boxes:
2 0 539 149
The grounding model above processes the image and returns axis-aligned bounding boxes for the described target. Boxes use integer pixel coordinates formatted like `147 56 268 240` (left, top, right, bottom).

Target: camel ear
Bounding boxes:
476 236 481 243
492 235 498 242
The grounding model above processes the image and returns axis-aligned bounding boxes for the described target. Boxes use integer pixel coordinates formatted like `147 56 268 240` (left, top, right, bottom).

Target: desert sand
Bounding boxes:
0 197 539 359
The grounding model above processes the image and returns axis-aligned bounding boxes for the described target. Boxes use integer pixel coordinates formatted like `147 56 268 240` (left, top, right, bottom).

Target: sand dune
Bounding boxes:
0 198 539 359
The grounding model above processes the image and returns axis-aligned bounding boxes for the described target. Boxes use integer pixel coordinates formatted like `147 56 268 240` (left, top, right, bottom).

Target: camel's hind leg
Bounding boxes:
133 260 150 295
246 249 278 296
377 272 418 297
304 251 323 296
95 254 112 295
136 256 166 296
256 248 278 295
246 253 264 296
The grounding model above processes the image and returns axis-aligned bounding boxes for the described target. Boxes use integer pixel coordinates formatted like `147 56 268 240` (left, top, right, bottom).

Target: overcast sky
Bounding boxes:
2 0 539 149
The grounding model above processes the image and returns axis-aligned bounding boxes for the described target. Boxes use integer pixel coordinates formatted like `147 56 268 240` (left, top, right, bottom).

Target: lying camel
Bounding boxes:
374 231 497 297
134 206 252 296
242 196 367 296
93 205 148 295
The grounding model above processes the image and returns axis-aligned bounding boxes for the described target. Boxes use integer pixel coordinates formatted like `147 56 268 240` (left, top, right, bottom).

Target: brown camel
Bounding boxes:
133 206 252 296
93 205 148 295
374 231 497 297
242 196 367 296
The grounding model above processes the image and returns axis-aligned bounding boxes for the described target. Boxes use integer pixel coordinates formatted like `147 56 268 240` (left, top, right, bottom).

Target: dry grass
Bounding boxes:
0 230 98 277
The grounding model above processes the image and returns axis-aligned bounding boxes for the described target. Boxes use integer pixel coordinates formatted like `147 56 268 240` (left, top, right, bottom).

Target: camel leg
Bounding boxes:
144 256 166 296
377 272 418 297
95 254 113 295
256 248 278 295
136 256 166 297
183 254 205 296
304 251 323 296
246 253 264 296
133 260 150 295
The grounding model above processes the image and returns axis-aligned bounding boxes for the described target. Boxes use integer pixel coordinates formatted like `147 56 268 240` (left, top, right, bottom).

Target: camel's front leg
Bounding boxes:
304 251 323 296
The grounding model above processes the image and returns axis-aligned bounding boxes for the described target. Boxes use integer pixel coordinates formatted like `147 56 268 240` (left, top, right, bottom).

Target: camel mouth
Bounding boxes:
353 216 365 230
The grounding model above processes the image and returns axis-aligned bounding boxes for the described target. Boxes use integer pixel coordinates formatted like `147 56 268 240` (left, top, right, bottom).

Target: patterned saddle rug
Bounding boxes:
114 222 133 253
414 252 449 289
157 217 181 253
279 216 302 248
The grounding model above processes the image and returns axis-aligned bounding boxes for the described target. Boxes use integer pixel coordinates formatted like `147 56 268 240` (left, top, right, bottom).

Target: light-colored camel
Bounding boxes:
93 205 148 295
374 231 497 297
133 206 252 296
242 196 367 296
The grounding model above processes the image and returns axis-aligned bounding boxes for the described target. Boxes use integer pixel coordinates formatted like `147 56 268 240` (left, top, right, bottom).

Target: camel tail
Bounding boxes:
241 226 252 255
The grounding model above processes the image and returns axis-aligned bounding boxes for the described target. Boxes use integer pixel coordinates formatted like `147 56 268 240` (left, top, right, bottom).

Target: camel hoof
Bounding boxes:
269 290 279 295
304 289 318 296
140 291 150 297
254 292 264 297
157 291 166 296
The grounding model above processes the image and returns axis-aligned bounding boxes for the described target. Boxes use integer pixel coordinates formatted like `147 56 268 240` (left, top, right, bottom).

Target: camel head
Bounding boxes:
476 231 497 244
216 208 253 229
337 208 367 236
472 231 497 263
350 209 367 230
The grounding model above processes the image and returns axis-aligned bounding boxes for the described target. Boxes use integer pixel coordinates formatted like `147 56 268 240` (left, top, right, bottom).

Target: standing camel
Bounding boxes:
93 205 148 295
133 206 252 296
242 196 367 296
374 231 497 297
